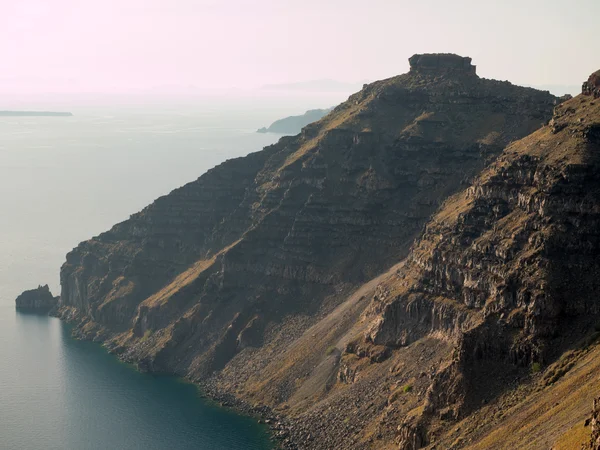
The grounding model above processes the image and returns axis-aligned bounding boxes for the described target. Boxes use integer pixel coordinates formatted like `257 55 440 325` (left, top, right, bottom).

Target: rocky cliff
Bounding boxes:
54 54 564 448
15 285 58 311
315 75 600 449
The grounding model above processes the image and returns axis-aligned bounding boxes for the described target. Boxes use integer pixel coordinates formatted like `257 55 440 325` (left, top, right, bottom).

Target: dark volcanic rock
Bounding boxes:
358 74 600 448
582 70 600 98
15 285 58 311
54 54 559 448
409 53 476 74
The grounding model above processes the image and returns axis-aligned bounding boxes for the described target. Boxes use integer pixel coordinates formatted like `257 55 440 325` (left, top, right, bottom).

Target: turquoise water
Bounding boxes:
2 309 273 450
0 103 308 449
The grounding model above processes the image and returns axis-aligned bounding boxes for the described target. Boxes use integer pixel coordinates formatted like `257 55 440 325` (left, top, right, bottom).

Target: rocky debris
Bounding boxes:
397 419 428 450
582 70 600 98
409 53 476 74
15 285 58 312
53 55 560 449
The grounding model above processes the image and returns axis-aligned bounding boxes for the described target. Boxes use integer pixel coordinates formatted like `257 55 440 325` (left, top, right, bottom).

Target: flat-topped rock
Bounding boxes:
15 284 58 311
409 53 476 75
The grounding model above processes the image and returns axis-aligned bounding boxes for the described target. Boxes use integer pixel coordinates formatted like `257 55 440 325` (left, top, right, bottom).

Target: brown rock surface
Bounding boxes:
348 82 600 448
582 70 600 98
52 55 568 448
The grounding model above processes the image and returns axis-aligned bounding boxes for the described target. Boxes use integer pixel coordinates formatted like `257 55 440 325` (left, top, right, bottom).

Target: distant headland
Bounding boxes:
0 111 73 117
257 107 332 135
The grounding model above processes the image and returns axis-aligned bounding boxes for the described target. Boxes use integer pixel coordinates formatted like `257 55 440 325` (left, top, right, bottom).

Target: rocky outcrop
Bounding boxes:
15 285 58 311
350 75 600 448
409 53 476 74
589 397 600 450
53 54 561 449
582 70 600 98
257 108 333 135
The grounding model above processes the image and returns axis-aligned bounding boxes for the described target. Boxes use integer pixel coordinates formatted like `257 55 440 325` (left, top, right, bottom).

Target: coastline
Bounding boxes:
50 306 289 449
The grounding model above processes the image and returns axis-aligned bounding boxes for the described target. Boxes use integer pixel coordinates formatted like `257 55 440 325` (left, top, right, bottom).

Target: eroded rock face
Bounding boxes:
590 397 600 450
55 55 558 438
15 285 58 311
582 70 600 98
356 77 600 448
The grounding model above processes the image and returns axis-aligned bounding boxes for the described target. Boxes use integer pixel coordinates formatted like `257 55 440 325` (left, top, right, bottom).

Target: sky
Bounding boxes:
1 0 598 94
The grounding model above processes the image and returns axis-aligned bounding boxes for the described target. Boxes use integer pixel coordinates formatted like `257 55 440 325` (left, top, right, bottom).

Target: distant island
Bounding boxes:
0 111 73 117
257 107 332 135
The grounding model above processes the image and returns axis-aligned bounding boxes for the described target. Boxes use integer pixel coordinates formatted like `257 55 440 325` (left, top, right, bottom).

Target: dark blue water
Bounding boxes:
1 308 272 450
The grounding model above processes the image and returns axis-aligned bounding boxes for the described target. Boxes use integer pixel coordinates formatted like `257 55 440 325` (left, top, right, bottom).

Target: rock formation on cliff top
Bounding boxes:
53 54 566 448
409 53 477 75
15 285 58 311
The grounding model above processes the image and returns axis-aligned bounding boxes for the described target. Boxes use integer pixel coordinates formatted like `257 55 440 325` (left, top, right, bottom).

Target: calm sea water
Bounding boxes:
0 103 295 450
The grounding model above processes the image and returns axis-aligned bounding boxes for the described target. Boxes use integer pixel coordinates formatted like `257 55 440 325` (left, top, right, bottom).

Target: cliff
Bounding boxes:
54 54 563 448
257 108 333 135
312 76 600 449
15 285 59 311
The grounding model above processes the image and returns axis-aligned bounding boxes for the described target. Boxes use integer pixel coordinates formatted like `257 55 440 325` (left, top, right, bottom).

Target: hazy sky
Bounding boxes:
2 0 598 94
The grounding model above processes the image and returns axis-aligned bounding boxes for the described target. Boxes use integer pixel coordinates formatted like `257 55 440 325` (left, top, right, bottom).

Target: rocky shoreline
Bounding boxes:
48 305 291 448
201 381 298 450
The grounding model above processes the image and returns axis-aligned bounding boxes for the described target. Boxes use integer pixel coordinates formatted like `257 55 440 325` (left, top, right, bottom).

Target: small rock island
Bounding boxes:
15 285 59 312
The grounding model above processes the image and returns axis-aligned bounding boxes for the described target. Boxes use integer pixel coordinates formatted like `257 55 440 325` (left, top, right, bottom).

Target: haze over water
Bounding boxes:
0 99 334 450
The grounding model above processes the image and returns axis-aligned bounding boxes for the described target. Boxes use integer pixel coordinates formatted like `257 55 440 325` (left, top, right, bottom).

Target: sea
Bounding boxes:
0 94 343 450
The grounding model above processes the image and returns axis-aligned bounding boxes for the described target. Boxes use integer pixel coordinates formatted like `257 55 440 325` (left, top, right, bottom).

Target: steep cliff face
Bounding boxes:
55 54 561 447
587 398 600 450
324 84 600 449
368 93 600 355
59 54 555 370
582 70 600 98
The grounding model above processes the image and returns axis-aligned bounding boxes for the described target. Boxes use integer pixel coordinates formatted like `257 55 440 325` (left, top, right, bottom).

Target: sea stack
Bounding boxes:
15 285 59 312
